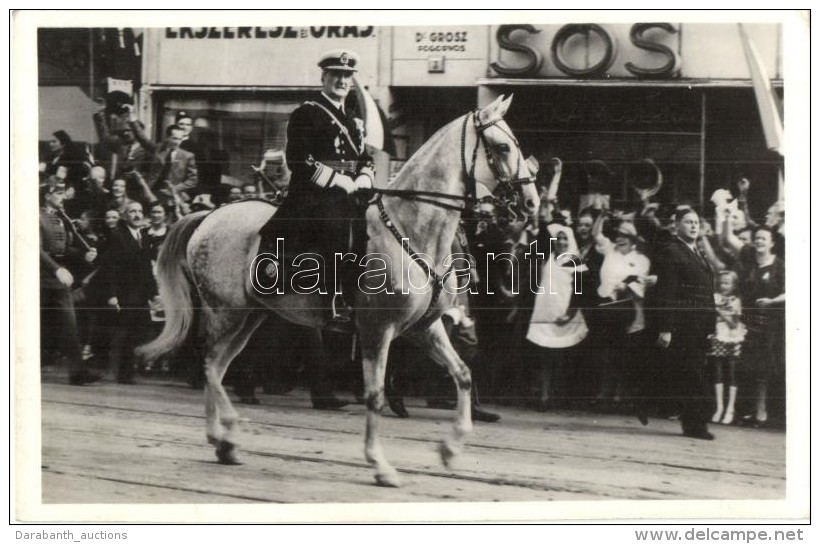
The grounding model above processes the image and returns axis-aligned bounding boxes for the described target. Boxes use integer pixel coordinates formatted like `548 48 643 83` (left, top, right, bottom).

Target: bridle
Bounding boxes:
370 110 534 212
371 110 535 330
463 109 535 202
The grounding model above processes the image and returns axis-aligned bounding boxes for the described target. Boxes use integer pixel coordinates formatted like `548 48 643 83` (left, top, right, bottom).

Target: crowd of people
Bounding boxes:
39 103 290 388
39 94 786 435
430 158 787 436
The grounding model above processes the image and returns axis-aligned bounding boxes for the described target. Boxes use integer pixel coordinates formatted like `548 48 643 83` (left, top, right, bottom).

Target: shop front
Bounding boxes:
387 25 492 168
137 22 783 215
476 23 783 217
139 26 384 186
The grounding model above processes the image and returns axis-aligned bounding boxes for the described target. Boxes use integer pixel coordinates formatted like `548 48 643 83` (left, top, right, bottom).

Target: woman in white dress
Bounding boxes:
593 215 656 422
526 223 588 411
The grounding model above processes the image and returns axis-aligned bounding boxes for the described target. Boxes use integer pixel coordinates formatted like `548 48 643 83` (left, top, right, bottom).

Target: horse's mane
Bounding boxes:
391 113 465 185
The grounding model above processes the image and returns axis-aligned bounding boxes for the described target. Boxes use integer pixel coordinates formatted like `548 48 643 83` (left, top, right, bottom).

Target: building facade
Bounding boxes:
38 22 782 215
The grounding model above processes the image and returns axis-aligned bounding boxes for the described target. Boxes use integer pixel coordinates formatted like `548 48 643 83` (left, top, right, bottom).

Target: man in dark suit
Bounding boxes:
653 208 717 440
124 107 198 204
100 201 158 384
93 103 150 181
179 114 229 197
148 124 198 198
113 122 150 180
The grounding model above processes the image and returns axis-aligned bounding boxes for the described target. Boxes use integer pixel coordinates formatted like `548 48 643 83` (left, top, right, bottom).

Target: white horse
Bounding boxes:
137 95 539 487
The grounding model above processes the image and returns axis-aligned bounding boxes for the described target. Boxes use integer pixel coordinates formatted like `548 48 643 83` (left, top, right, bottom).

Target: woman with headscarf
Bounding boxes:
525 222 588 411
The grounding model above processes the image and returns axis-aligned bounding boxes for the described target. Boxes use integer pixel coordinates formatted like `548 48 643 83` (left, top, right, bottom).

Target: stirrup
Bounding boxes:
330 293 352 323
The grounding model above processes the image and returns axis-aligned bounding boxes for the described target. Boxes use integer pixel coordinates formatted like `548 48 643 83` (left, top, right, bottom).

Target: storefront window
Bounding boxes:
156 92 311 186
500 86 704 213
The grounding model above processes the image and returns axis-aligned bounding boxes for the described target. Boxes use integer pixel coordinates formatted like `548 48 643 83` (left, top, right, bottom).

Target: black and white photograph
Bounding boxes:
11 9 810 525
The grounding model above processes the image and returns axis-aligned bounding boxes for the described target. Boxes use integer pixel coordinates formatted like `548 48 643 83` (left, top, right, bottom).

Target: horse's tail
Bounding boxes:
136 210 210 364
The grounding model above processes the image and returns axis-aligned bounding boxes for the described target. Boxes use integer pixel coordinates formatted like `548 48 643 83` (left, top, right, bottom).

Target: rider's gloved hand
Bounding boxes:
330 173 357 194
355 166 375 192
354 174 372 191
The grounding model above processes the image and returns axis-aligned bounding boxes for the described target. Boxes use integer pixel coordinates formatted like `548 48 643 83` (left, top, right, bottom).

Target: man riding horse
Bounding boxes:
259 49 374 324
139 81 539 481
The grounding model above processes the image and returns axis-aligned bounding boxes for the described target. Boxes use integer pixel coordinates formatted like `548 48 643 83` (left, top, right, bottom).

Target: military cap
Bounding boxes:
47 176 66 192
318 49 359 72
40 179 65 202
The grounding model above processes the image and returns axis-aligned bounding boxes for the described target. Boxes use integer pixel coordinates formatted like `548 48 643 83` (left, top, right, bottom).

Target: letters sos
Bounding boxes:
491 23 680 79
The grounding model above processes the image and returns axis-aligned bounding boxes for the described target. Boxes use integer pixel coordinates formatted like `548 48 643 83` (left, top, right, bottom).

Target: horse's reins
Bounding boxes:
368 110 533 211
373 110 534 329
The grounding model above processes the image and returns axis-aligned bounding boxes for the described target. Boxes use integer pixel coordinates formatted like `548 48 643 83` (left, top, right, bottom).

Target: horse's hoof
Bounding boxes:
438 441 459 468
374 469 402 488
216 440 242 465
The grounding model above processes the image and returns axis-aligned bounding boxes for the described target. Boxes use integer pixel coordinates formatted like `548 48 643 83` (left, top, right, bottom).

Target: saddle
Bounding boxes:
255 204 367 329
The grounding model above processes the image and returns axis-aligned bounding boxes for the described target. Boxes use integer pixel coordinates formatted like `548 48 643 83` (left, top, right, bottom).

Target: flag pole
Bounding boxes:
738 23 784 156
738 23 784 203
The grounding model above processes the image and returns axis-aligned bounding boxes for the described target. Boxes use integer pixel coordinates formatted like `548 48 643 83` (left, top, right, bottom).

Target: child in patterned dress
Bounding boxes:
709 270 747 424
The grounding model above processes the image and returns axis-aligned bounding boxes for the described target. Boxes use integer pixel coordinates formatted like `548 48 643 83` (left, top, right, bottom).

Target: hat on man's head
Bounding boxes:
190 193 215 211
318 49 359 72
585 159 613 180
40 179 65 202
47 176 66 191
616 221 639 239
175 110 193 123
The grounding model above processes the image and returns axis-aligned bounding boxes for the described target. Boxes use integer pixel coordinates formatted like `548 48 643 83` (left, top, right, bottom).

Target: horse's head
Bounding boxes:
469 94 540 219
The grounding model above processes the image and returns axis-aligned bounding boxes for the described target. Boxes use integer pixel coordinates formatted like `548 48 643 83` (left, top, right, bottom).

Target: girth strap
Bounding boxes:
376 196 451 328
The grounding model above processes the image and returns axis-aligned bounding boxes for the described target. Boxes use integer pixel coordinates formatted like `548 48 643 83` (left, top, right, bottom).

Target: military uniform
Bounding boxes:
257 49 374 409
261 89 373 296
40 203 97 383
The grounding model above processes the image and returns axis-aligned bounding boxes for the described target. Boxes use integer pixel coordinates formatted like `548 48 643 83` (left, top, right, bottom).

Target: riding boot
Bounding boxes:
329 292 353 324
712 383 724 423
326 254 359 330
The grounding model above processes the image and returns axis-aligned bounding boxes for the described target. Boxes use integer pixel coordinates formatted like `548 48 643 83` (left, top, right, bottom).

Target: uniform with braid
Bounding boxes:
260 92 373 294
40 187 100 385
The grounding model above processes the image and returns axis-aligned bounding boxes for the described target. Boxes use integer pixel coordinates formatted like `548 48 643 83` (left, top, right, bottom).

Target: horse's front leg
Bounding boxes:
418 318 473 468
360 326 401 487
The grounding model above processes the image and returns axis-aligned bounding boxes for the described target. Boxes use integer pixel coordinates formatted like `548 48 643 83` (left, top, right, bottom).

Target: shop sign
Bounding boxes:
393 26 487 59
164 26 375 39
490 23 681 79
148 27 379 87
391 26 489 85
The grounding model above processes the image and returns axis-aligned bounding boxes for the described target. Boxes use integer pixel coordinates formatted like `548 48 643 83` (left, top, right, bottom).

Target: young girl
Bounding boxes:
710 270 747 424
